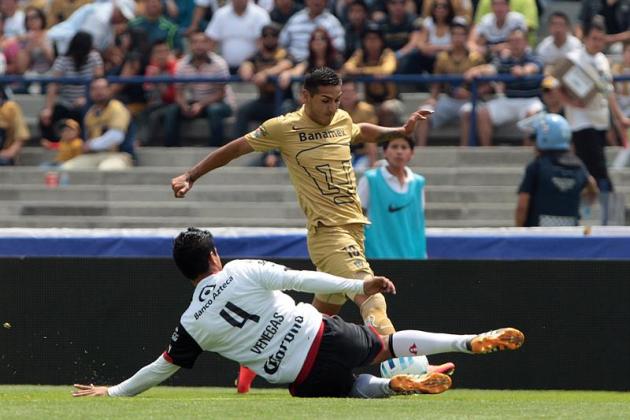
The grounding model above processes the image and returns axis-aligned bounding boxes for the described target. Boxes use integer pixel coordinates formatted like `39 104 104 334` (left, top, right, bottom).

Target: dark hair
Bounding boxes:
307 27 339 71
361 22 385 55
348 0 368 12
548 11 570 26
173 227 216 280
382 136 414 150
24 6 46 31
304 67 341 94
261 22 281 37
431 0 455 24
150 37 169 51
66 31 94 71
583 15 606 38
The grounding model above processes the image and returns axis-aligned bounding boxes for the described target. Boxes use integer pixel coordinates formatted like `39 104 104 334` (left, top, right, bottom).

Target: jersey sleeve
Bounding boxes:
247 259 365 296
244 117 282 152
350 123 362 145
163 323 203 369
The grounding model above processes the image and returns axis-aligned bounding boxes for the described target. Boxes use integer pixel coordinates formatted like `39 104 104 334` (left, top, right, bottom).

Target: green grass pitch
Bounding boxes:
2 386 630 419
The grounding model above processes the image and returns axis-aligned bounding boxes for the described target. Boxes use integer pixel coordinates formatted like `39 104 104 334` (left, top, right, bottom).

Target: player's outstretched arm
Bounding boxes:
356 110 433 144
72 354 180 398
171 137 255 198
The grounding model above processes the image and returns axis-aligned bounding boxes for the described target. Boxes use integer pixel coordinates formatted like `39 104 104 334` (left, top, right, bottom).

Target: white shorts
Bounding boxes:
486 96 543 125
430 96 468 128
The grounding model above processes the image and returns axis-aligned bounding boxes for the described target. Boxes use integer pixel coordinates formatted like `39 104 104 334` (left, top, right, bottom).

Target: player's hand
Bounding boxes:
402 109 433 135
171 173 194 198
72 384 109 397
363 276 396 296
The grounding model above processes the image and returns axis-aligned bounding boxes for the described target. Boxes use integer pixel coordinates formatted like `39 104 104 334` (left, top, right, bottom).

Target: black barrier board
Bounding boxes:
1 258 629 390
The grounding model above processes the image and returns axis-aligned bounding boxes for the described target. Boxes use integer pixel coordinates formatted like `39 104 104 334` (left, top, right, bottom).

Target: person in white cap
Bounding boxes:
47 0 136 54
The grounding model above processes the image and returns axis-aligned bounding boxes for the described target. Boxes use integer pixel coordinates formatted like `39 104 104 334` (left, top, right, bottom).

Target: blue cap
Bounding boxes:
536 113 571 151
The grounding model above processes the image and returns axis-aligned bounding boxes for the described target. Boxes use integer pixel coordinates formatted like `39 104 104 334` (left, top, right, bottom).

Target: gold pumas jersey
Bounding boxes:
245 106 368 228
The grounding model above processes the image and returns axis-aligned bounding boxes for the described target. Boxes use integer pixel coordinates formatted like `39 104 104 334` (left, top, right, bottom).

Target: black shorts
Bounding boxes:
290 315 384 398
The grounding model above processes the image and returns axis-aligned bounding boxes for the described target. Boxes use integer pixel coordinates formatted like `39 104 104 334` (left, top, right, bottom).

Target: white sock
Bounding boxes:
391 330 475 356
349 374 394 399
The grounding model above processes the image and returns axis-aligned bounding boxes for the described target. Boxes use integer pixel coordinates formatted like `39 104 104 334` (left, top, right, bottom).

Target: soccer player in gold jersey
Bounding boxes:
171 67 433 390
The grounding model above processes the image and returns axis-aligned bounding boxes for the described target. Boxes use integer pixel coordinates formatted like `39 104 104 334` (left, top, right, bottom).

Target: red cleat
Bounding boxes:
236 366 257 393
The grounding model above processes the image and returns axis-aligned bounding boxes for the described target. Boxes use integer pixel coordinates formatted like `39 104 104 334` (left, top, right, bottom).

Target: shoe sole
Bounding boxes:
390 373 452 395
471 327 525 354
428 362 456 376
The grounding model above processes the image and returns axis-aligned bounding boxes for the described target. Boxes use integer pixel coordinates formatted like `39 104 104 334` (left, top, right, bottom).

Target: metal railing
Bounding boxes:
3 73 629 146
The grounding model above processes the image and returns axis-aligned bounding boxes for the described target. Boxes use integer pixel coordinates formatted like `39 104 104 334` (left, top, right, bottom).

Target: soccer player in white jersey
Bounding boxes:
73 228 525 399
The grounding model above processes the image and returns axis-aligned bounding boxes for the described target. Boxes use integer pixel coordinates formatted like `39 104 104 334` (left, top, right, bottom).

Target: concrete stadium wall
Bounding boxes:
1 258 629 391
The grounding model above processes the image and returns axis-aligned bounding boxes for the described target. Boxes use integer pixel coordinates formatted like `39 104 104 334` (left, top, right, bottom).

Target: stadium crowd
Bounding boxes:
0 0 628 169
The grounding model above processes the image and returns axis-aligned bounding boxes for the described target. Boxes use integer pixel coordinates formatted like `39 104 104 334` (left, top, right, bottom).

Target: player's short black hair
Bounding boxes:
173 227 216 280
382 136 415 150
583 15 606 37
303 67 341 94
548 11 570 25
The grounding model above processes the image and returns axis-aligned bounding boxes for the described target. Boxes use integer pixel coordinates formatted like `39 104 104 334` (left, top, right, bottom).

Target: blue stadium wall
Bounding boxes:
1 258 630 391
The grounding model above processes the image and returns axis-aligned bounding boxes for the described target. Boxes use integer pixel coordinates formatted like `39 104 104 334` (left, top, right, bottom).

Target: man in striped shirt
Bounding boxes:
279 0 345 62
163 31 234 147
463 29 543 146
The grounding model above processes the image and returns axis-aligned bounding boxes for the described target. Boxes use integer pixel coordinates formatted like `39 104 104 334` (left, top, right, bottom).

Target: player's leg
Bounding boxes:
308 224 396 335
372 327 526 365
349 372 452 398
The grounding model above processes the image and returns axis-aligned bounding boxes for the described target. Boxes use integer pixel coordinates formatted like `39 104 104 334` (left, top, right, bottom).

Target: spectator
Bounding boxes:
278 27 343 91
421 0 472 23
47 0 92 27
559 18 630 223
0 0 25 37
415 0 456 74
473 0 538 45
515 113 598 227
469 0 527 58
235 24 293 138
166 0 195 31
270 0 301 27
379 0 423 74
61 77 133 170
39 31 104 143
109 28 151 135
612 41 630 118
279 0 345 62
612 42 630 145
47 0 136 54
524 76 565 146
129 0 184 55
343 0 369 59
186 0 218 35
0 14 23 75
0 92 29 166
358 136 427 259
342 24 402 126
463 29 543 146
16 7 54 76
163 31 234 147
340 79 378 171
577 0 630 44
138 38 179 145
536 12 582 69
40 118 84 167
205 0 271 73
415 18 485 146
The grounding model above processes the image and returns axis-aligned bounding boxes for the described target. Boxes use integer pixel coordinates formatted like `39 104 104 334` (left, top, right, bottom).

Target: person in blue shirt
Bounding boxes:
358 136 427 259
515 113 599 227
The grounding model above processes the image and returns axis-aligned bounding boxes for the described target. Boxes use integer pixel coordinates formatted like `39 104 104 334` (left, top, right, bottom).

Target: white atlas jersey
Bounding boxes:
164 260 365 384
